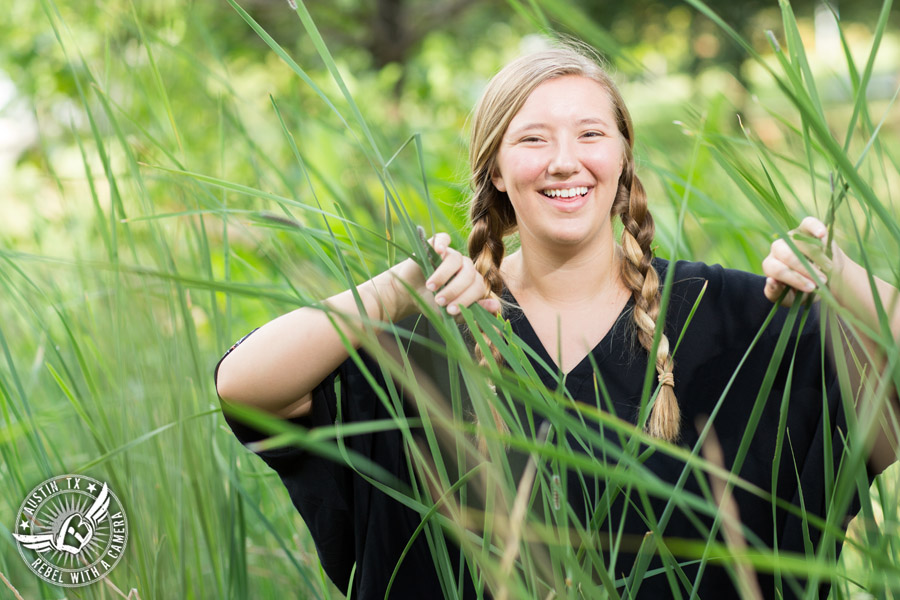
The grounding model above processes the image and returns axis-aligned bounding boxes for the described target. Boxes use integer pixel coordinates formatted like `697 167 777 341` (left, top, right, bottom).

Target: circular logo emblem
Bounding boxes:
12 474 128 587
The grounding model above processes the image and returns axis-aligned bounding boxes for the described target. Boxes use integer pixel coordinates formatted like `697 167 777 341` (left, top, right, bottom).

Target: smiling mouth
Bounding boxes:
541 186 589 199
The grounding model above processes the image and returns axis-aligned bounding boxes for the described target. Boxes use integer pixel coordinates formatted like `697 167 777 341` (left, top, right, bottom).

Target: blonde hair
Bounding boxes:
466 42 680 442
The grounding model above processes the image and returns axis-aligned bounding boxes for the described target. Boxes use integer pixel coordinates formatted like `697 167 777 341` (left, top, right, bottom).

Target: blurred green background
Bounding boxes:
1 0 898 597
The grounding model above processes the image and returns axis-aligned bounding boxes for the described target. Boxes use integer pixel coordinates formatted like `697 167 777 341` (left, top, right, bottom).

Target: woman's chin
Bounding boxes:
518 220 612 252
544 230 598 249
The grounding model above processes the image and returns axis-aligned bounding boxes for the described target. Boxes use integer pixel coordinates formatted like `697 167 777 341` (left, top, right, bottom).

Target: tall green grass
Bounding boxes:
0 0 898 597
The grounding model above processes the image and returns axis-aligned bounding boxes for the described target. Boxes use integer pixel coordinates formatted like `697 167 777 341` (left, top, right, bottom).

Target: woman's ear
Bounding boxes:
491 169 507 193
616 147 630 187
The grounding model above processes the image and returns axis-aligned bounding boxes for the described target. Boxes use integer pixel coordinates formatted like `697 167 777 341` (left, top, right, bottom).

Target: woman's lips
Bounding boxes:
541 187 590 212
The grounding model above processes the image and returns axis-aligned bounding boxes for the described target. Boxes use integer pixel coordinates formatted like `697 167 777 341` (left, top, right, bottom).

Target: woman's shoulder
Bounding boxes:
653 257 767 302
654 257 821 342
652 257 784 333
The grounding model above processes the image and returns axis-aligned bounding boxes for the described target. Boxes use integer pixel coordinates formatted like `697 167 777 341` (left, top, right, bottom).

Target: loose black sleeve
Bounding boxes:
213 316 474 599
214 328 361 589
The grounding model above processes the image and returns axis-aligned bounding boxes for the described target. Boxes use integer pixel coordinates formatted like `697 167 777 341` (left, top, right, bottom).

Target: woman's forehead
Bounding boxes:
506 76 617 133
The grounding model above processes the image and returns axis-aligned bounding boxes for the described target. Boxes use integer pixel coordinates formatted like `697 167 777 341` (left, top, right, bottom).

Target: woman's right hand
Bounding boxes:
389 232 501 321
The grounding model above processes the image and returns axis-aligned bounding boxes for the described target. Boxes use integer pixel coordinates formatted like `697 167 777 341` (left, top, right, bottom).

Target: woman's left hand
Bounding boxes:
762 216 843 306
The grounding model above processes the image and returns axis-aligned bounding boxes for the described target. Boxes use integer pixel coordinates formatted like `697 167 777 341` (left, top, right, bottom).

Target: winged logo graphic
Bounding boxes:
14 482 110 555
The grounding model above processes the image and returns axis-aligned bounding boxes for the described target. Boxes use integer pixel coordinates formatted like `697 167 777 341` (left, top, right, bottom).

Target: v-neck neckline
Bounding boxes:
501 285 634 387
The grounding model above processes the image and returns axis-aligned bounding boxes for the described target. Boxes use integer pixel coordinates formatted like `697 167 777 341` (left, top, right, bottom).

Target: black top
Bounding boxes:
217 259 867 599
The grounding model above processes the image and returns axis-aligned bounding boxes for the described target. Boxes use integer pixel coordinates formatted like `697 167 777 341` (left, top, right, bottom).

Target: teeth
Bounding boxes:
542 187 588 198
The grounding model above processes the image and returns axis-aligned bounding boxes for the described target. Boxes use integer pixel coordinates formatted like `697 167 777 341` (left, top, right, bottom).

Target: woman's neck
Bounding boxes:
503 233 625 309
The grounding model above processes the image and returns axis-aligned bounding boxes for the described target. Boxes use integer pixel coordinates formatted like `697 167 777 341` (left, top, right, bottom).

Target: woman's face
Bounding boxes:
491 75 625 251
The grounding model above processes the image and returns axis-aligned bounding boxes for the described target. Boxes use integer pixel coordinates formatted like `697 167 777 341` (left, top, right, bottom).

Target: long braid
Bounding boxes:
467 184 514 451
614 160 680 442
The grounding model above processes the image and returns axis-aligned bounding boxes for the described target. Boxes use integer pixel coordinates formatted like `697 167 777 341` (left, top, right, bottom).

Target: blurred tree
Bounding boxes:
239 0 501 95
560 0 894 79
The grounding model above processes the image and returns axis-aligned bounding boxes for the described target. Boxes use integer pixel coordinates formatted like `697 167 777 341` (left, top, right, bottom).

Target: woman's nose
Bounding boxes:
548 139 579 176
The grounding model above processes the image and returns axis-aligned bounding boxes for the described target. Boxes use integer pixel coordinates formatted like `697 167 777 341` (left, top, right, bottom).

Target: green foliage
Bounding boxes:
0 0 898 597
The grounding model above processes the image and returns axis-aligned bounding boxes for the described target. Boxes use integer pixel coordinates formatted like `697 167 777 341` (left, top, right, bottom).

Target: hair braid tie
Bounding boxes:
657 371 674 388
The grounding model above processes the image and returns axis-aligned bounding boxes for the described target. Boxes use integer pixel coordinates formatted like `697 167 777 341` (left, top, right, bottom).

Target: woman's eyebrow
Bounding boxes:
508 117 614 136
507 122 549 136
576 117 613 127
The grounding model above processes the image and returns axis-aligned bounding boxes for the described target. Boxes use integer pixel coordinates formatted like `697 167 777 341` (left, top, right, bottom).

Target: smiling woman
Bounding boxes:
215 41 899 599
470 54 678 442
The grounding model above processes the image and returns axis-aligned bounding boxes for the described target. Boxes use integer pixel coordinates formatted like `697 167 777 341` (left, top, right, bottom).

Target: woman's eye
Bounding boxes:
582 131 604 138
521 136 542 143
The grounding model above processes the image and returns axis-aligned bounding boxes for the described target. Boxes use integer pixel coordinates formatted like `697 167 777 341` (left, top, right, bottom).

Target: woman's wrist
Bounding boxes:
368 261 417 323
829 244 847 280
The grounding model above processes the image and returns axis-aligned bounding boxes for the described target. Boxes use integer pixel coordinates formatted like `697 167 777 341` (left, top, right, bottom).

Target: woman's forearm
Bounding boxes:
827 249 900 474
215 261 416 418
829 249 900 344
215 231 501 420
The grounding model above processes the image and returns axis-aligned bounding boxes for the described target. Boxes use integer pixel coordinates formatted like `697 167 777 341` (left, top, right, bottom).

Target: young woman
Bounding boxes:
215 44 899 599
